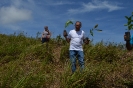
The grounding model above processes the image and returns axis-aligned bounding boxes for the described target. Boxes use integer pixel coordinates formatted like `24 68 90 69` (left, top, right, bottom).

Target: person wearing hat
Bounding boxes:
41 26 51 43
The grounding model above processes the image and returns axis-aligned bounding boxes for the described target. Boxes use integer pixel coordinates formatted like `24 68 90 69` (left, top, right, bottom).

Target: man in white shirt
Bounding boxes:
64 21 89 73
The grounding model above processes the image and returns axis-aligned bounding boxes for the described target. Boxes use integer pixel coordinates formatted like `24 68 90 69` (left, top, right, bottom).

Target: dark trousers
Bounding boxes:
42 38 49 43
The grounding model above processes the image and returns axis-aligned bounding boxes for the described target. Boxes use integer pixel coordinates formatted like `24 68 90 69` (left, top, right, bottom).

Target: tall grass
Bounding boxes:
0 33 133 88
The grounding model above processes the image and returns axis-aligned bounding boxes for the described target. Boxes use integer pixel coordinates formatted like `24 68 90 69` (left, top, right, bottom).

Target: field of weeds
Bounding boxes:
0 33 133 88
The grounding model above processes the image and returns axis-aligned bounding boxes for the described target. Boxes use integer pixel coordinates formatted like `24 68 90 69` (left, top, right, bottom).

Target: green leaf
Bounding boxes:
128 26 131 30
65 20 73 28
94 24 98 28
95 29 102 31
125 16 129 20
130 24 133 30
128 20 131 25
132 20 133 22
90 29 93 36
129 17 132 20
124 24 128 26
129 24 132 28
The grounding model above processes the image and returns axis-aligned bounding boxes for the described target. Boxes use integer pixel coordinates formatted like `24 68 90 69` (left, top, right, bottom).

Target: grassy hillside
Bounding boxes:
0 33 133 88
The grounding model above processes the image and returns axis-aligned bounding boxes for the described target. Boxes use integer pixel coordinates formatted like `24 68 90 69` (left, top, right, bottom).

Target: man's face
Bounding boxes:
45 27 48 31
75 22 81 31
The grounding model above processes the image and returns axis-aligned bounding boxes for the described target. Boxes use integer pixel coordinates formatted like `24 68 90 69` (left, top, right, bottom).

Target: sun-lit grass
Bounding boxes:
0 33 133 88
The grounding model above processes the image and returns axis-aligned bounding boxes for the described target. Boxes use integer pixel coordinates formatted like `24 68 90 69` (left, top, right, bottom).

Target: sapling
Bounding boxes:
89 24 102 36
63 20 73 37
124 12 133 41
124 12 133 51
63 20 102 42
124 12 133 31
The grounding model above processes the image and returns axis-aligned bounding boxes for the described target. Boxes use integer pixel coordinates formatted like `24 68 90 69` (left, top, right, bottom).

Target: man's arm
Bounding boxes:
48 32 51 37
63 30 71 43
47 29 50 35
64 36 71 43
83 37 90 44
46 29 51 38
41 32 44 41
82 32 89 44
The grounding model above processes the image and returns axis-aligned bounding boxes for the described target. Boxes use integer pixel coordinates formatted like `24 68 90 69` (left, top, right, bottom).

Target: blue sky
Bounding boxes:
0 0 133 44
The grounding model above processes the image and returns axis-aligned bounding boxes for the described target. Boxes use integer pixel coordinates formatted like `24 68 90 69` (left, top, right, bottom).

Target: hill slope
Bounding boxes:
0 33 133 88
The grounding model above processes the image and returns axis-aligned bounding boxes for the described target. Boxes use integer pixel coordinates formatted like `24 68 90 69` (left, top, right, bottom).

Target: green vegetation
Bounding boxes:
0 33 133 88
89 24 102 36
65 20 73 28
124 12 133 31
64 20 102 37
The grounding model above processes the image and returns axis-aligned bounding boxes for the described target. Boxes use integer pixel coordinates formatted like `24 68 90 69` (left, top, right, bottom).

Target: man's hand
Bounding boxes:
46 29 49 33
124 35 127 41
63 30 68 37
83 37 90 44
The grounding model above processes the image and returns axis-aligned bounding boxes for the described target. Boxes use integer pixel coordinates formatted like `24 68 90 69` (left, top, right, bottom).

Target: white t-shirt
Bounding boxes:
68 29 85 51
42 30 51 38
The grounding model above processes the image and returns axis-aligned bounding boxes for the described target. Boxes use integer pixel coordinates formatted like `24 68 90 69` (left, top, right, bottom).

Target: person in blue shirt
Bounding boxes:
130 35 133 46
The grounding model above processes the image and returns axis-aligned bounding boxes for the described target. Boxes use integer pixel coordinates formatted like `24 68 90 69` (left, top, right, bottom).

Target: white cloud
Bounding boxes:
0 0 32 25
46 1 75 6
68 0 124 14
0 6 32 24
52 1 74 5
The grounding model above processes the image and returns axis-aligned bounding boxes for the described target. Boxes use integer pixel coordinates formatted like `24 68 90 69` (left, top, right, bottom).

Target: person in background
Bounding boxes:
41 26 51 43
124 34 133 51
130 35 133 48
63 21 90 73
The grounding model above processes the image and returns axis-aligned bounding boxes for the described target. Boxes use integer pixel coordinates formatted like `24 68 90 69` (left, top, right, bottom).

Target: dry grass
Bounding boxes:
0 33 133 88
